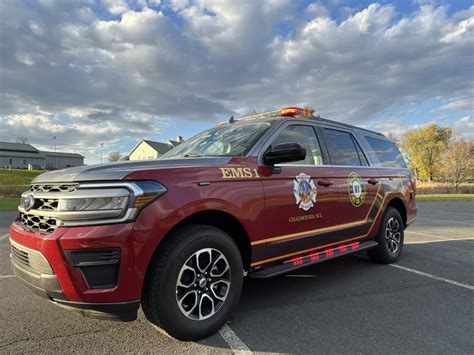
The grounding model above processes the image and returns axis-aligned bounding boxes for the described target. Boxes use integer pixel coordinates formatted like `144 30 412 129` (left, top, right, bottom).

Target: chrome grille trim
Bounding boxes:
10 239 54 275
30 184 78 193
20 212 59 233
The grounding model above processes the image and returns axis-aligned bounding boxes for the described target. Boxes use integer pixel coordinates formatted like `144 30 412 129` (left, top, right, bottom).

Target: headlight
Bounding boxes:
58 196 129 211
18 181 167 228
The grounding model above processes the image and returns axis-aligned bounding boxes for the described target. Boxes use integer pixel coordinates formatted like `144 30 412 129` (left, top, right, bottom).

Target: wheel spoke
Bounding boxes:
210 280 230 301
177 264 196 289
210 254 230 277
194 249 213 273
199 293 215 320
177 290 198 317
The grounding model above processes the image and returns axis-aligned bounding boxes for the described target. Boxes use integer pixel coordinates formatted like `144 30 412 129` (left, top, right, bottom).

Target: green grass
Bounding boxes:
416 194 474 202
0 168 45 186
0 197 20 211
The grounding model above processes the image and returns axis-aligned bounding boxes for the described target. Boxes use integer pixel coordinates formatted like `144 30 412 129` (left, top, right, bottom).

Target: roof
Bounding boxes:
129 139 175 156
167 140 180 147
41 151 85 159
0 151 46 159
0 142 40 153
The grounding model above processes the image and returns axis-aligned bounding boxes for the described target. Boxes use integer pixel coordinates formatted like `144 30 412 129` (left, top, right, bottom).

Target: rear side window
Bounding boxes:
323 129 364 166
365 136 407 168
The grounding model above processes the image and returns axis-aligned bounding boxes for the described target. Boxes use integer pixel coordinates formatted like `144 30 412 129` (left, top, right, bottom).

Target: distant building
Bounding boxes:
129 136 184 161
0 142 84 170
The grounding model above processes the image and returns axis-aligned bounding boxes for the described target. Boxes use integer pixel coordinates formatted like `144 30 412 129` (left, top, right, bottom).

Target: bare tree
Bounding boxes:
108 151 122 162
16 136 28 144
439 139 473 190
386 132 398 142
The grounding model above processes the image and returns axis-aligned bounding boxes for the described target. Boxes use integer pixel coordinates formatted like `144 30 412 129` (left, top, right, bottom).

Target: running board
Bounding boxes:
249 240 378 279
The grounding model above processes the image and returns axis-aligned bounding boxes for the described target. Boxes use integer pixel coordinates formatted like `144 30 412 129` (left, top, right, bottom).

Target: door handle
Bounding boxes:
368 178 379 185
318 179 334 187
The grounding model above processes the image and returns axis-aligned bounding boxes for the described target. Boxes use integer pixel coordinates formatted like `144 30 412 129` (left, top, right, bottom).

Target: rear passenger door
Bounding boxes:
320 128 380 238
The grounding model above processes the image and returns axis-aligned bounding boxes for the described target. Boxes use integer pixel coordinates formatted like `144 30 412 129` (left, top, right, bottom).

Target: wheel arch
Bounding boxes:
151 209 252 272
386 197 407 228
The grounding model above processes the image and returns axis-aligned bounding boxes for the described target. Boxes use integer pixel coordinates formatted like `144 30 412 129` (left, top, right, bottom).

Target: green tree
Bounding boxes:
439 140 473 190
401 124 452 181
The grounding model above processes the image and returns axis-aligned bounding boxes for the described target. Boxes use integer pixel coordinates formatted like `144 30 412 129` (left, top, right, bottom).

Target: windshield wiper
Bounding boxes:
182 154 204 158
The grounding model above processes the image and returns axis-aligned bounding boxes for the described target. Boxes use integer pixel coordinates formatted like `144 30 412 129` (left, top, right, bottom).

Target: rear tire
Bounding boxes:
368 207 404 263
142 224 243 341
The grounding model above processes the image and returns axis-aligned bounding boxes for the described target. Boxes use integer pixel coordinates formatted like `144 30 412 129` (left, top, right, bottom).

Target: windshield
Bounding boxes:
161 122 271 158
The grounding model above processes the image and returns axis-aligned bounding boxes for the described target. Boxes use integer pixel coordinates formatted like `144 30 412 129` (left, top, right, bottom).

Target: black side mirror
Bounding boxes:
263 143 306 166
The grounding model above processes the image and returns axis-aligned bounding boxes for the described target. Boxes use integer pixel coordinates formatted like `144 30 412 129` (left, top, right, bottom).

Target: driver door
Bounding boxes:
259 124 339 263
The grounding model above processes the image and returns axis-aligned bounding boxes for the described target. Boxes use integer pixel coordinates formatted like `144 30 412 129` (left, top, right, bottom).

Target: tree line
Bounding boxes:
392 124 473 187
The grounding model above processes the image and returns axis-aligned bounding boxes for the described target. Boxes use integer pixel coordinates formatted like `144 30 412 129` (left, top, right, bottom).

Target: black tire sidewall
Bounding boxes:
376 207 404 262
155 226 243 340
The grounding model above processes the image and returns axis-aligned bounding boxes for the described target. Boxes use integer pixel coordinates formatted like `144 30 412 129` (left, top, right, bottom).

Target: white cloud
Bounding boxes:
0 0 473 162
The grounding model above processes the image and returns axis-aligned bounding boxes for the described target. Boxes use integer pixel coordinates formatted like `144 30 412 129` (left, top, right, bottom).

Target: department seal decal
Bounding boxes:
293 173 318 211
348 172 366 207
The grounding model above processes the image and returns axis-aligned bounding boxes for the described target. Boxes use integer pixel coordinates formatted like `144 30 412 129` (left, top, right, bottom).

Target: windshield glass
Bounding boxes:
161 122 271 158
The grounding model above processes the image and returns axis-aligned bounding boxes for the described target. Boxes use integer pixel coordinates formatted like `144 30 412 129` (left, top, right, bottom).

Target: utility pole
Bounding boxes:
100 143 104 164
54 136 57 169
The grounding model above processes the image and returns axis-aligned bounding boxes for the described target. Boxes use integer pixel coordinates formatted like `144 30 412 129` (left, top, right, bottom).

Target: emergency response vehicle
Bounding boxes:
9 107 416 340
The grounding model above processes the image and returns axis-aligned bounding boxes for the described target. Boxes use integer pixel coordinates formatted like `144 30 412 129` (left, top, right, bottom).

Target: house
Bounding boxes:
129 136 184 161
0 142 45 169
0 142 84 170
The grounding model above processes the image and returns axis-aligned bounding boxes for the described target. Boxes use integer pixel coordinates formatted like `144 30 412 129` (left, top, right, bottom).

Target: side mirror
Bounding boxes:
263 143 306 166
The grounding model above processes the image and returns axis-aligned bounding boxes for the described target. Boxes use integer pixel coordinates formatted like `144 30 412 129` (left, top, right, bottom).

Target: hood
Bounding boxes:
32 157 232 184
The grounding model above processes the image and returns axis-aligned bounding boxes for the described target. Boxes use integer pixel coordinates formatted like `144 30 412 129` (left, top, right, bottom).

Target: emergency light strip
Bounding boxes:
286 242 360 267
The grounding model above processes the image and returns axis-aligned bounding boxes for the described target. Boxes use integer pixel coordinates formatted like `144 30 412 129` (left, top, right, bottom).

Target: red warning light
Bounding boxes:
350 242 360 250
325 249 334 257
292 256 303 266
310 252 319 262
338 245 347 252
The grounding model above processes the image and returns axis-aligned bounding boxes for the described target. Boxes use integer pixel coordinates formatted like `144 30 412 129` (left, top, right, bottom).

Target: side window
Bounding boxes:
365 136 407 168
271 125 323 165
323 129 362 166
354 139 369 166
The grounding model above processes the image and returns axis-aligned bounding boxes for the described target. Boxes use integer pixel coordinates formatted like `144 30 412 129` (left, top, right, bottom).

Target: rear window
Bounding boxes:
323 129 365 166
365 136 407 168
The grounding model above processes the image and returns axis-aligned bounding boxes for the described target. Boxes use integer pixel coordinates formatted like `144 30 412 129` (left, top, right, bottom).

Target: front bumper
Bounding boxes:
8 220 153 321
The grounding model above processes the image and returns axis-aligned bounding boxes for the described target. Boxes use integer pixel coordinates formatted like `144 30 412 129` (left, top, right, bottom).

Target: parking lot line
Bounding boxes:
416 216 473 226
433 210 474 217
0 234 9 241
219 324 251 353
0 275 15 279
405 230 474 241
390 264 474 291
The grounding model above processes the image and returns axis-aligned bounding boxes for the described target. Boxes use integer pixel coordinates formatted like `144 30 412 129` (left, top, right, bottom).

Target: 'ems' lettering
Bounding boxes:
220 168 260 179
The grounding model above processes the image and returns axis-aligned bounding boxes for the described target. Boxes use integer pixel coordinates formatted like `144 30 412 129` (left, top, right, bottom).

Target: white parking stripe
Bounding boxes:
433 210 474 217
219 324 251 353
390 264 474 291
405 230 474 241
0 234 9 241
416 216 473 226
0 275 15 279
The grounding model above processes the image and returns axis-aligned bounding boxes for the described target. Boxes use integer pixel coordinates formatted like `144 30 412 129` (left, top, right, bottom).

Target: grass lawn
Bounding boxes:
416 194 474 202
0 197 20 211
0 168 45 186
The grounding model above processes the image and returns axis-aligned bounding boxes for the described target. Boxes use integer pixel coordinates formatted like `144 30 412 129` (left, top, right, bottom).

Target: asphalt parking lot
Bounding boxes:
1 202 473 354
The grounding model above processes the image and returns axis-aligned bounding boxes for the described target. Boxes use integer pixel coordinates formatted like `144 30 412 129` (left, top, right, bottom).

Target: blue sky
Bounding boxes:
0 0 473 164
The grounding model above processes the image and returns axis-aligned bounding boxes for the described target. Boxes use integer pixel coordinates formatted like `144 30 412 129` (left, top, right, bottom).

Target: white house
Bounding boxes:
129 136 184 161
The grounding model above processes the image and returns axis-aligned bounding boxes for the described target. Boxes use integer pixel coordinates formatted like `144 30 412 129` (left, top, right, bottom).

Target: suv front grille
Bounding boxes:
37 198 59 211
30 184 77 193
20 212 59 233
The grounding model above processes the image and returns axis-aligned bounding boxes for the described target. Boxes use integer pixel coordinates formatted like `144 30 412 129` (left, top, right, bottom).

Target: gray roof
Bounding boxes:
142 140 174 154
167 140 180 147
41 151 84 159
0 142 40 153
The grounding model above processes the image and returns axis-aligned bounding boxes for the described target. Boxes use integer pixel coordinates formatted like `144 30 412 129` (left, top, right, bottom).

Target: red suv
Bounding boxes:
9 107 416 340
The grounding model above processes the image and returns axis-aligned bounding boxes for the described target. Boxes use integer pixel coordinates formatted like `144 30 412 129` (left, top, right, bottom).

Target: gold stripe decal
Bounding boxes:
252 183 382 247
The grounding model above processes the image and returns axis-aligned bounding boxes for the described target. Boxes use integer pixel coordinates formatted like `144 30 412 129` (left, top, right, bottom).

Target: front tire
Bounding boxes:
142 225 243 341
368 207 404 263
